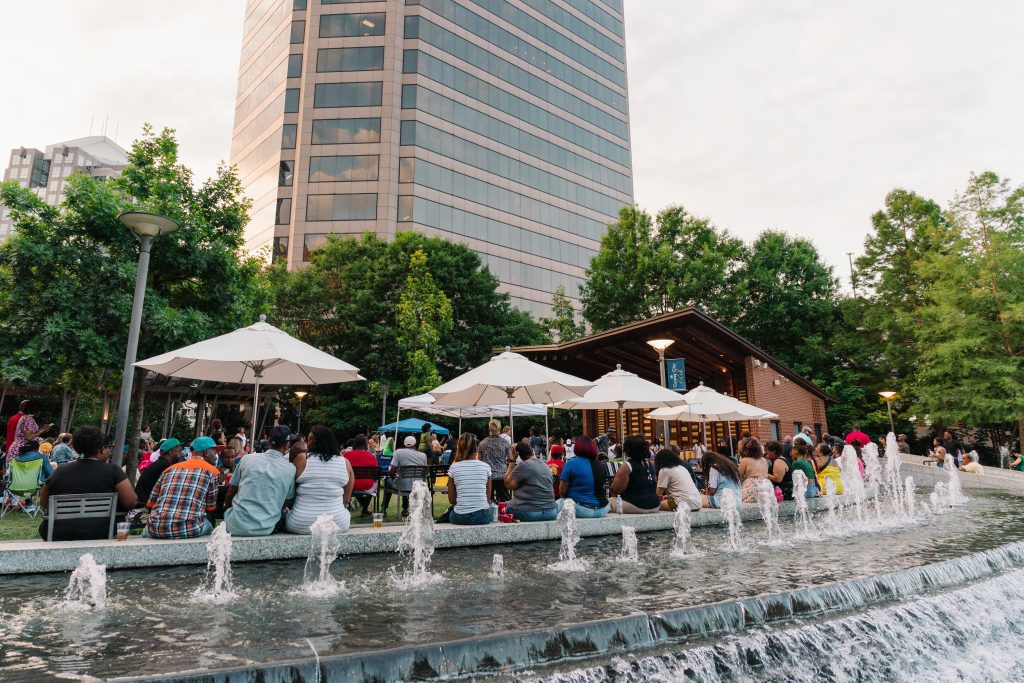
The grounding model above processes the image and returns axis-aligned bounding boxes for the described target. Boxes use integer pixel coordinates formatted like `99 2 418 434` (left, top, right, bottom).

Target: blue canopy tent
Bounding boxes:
376 417 450 436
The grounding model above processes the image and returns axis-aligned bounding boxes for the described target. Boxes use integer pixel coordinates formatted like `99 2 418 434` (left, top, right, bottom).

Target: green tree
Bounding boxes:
540 284 584 343
396 249 453 394
0 125 267 471
269 231 545 434
581 205 745 331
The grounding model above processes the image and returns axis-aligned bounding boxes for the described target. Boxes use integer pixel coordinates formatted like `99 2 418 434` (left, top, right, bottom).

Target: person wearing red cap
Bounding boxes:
546 445 566 498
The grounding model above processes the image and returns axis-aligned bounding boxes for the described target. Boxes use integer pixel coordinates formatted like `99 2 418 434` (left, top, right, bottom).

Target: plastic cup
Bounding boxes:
116 522 129 541
372 513 384 528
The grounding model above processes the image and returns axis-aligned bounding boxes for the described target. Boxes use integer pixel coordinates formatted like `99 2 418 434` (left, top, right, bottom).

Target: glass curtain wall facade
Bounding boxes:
231 0 632 316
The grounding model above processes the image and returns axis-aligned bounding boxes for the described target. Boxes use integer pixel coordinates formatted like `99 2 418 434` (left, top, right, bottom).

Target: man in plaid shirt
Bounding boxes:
145 436 221 539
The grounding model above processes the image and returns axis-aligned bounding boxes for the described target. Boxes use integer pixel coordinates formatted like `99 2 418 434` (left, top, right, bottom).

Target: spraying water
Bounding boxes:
755 479 782 544
193 525 235 604
490 554 504 579
904 476 917 518
791 470 811 535
930 481 948 514
392 481 442 587
59 553 107 611
618 526 639 564
302 515 344 596
824 479 839 530
883 430 904 515
945 453 968 506
670 506 694 558
547 500 591 571
719 489 743 551
839 445 865 524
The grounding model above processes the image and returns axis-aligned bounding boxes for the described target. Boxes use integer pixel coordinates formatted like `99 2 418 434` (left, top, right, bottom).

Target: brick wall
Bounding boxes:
744 356 828 443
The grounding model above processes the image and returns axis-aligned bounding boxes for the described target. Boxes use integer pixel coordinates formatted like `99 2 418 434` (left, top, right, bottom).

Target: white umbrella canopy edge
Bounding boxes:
135 315 365 439
395 393 549 438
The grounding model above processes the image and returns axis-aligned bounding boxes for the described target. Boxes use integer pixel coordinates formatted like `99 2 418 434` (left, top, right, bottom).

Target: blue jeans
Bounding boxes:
560 498 609 518
449 507 492 525
142 517 214 538
509 506 558 522
805 482 820 498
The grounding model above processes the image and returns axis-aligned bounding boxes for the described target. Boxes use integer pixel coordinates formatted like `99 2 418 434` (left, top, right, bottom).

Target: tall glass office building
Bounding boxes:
231 0 633 316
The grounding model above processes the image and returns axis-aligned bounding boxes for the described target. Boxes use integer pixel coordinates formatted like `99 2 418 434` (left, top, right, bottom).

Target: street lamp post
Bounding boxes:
294 390 308 435
647 338 675 445
879 390 896 434
111 211 180 467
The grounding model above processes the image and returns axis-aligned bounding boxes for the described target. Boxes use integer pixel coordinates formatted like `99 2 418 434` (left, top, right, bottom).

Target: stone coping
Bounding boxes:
1 495 847 576
900 455 1024 493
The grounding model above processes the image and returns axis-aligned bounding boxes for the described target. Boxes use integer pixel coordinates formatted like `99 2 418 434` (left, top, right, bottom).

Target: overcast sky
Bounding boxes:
2 1 1022 285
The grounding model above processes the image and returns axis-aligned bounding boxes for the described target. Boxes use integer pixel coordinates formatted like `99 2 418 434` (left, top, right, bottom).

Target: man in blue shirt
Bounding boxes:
223 425 296 536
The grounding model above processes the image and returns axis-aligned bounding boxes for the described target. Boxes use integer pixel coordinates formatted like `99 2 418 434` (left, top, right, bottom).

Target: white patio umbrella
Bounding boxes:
647 383 778 458
135 314 364 439
426 347 594 439
554 364 687 441
395 393 548 439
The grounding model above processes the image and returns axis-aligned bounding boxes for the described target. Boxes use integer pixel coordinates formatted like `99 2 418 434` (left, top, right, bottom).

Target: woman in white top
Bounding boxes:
446 433 492 525
286 425 354 534
654 448 701 511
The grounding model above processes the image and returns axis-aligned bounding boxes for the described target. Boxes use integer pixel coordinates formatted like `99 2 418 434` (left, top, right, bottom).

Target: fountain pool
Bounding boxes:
1 491 1022 681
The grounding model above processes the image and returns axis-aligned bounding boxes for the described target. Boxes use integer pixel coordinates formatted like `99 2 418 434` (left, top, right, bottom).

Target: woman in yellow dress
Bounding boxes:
812 442 843 495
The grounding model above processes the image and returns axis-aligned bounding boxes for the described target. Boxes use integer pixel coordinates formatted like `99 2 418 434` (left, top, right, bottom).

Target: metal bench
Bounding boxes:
45 493 118 542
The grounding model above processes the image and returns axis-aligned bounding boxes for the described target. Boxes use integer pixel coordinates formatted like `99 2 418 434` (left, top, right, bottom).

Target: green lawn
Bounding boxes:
0 492 455 541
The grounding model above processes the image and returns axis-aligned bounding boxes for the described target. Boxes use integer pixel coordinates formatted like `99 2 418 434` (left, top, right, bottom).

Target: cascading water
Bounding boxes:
755 479 782 544
193 525 235 604
302 515 344 596
839 445 865 524
490 554 504 579
548 500 590 571
392 480 442 587
904 475 917 518
59 553 107 611
945 453 968 505
618 526 639 564
790 470 811 535
719 489 743 551
670 506 694 558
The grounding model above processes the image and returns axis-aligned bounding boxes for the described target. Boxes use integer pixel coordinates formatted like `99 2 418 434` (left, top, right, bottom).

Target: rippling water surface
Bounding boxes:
1 491 1022 681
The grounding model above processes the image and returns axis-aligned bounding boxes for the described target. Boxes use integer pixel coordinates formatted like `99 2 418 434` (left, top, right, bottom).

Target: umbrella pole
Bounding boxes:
507 392 514 442
728 421 734 460
458 413 462 436
394 407 401 445
251 373 261 447
617 400 625 451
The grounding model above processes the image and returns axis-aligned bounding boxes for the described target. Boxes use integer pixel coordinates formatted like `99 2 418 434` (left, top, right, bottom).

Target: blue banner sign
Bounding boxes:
665 358 686 392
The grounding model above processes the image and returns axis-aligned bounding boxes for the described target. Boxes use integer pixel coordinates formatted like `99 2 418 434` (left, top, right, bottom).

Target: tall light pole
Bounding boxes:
647 338 675 445
294 390 308 435
111 211 180 467
379 383 389 429
879 390 896 434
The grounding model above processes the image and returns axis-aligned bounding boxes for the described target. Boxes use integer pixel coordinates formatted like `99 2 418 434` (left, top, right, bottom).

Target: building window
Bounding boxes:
272 236 289 262
290 20 305 44
316 46 384 72
292 0 306 9
310 117 381 144
284 88 300 113
313 82 382 108
319 12 385 37
793 422 803 435
287 53 303 78
303 233 330 261
305 193 377 221
281 124 297 149
275 198 292 224
814 423 823 442
309 155 379 182
279 160 294 187
398 157 415 183
397 195 413 222
770 421 781 442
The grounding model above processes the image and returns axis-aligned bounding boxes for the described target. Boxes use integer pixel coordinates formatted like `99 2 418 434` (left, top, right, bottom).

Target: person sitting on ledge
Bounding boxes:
738 437 770 503
145 436 220 539
223 424 296 536
789 441 819 497
959 452 984 475
286 425 353 534
699 451 742 509
764 440 792 500
813 442 844 495
38 426 137 541
546 444 566 498
134 438 182 507
505 442 558 522
444 433 492 525
610 436 660 514
655 448 701 512
559 435 609 518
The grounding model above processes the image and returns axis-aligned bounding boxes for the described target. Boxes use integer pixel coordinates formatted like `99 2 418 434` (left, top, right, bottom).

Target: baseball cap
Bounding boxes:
159 438 182 453
39 442 53 454
404 435 417 447
269 425 292 445
191 436 217 452
550 445 565 457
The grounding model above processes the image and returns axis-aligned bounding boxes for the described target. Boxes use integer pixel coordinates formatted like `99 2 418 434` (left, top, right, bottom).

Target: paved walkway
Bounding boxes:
3 495 845 575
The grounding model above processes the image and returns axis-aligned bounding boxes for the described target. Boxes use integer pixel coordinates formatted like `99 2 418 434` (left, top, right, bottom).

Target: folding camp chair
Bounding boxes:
0 457 45 518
